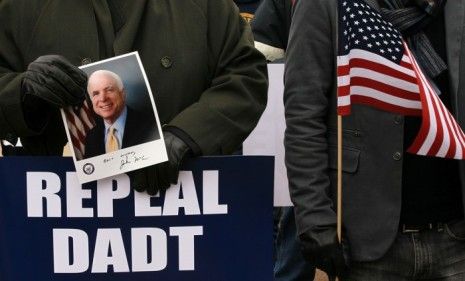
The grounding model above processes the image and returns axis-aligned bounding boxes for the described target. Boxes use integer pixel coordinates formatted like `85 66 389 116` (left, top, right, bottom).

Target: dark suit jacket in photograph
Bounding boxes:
84 107 159 158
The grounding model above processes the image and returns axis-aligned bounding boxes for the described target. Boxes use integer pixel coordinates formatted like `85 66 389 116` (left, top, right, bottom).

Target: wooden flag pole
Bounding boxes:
335 0 343 247
337 115 342 242
335 5 341 281
327 115 343 281
334 115 343 281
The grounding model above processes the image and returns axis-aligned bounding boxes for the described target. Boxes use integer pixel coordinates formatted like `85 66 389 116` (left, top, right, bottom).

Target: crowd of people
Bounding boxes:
1 0 465 280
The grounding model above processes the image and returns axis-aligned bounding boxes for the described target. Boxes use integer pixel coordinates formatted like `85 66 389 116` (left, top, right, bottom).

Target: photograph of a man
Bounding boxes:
84 70 159 159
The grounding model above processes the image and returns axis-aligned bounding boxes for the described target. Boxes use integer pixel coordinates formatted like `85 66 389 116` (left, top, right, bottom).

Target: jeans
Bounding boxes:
347 220 465 281
274 207 315 281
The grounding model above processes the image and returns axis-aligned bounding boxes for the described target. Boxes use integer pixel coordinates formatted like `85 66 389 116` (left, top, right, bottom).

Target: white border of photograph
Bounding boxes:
61 52 168 184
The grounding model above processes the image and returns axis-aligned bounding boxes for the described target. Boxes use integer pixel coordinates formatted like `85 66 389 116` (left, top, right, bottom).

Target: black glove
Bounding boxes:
300 226 348 279
128 131 191 195
22 55 87 108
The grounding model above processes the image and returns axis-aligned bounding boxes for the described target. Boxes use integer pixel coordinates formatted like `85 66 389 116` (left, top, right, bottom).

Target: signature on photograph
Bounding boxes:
120 151 149 169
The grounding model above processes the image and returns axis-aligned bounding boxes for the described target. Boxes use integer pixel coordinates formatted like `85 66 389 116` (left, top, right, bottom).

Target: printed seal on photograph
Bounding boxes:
83 163 95 175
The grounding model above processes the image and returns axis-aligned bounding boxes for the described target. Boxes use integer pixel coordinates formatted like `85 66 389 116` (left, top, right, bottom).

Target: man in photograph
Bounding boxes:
84 70 159 158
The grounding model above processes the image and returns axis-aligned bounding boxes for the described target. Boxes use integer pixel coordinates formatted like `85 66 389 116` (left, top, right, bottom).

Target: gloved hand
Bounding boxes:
128 131 191 195
300 226 348 279
22 55 87 108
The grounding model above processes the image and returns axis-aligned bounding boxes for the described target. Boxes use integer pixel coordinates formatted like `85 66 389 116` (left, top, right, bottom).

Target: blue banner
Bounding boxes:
0 156 274 281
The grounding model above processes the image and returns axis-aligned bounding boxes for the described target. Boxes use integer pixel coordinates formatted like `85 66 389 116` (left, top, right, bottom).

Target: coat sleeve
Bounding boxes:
0 0 31 141
0 0 67 155
284 0 337 237
168 0 268 155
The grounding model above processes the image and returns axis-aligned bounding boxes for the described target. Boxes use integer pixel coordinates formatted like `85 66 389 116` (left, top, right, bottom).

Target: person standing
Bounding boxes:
284 0 465 279
252 1 316 280
0 0 268 195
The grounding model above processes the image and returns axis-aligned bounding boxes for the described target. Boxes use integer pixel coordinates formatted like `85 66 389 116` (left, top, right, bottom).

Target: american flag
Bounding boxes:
337 0 465 159
64 99 95 160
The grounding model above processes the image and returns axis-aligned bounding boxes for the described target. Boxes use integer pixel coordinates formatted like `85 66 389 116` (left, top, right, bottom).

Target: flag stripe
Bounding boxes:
405 45 439 155
350 95 422 116
65 110 87 144
338 50 416 77
350 77 419 100
348 58 418 85
415 53 447 157
338 67 419 95
427 91 446 157
338 59 419 92
64 99 96 160
405 42 465 159
64 110 86 155
338 85 351 101
81 102 95 129
350 86 422 110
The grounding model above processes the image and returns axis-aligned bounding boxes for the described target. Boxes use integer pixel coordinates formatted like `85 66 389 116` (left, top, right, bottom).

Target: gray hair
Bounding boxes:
87 70 124 93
